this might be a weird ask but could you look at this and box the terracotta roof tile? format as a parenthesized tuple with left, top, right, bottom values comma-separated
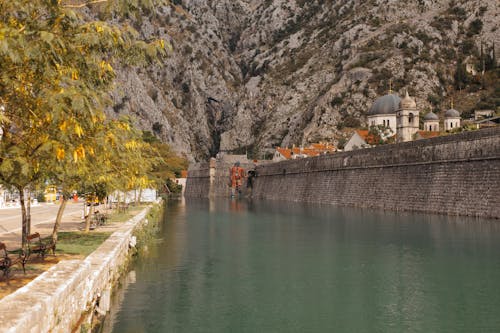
(417, 131, 440, 139)
(275, 143, 336, 160)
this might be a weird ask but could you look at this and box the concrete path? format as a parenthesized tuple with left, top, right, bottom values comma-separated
(0, 201, 88, 249)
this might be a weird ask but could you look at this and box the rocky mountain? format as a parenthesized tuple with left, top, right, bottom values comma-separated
(108, 0, 499, 161)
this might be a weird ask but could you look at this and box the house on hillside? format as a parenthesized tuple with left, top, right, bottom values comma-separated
(344, 130, 373, 151)
(474, 116, 500, 129)
(273, 143, 336, 161)
(474, 110, 495, 120)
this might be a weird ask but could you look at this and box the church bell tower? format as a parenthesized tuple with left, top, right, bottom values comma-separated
(396, 91, 419, 143)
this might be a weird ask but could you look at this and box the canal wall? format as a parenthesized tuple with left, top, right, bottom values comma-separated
(252, 127, 500, 218)
(185, 154, 258, 198)
(0, 204, 160, 333)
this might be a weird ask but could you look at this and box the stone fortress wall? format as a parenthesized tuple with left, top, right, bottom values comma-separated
(185, 154, 258, 198)
(186, 128, 500, 219)
(253, 127, 500, 218)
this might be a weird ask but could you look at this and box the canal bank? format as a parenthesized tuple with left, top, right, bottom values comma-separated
(0, 201, 163, 333)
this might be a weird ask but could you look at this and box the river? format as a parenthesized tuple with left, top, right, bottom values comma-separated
(105, 199, 500, 332)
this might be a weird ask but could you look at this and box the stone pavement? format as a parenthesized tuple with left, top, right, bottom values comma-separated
(0, 201, 100, 249)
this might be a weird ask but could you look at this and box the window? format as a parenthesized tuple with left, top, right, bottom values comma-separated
(450, 122, 453, 129)
(408, 113, 414, 124)
(387, 119, 390, 127)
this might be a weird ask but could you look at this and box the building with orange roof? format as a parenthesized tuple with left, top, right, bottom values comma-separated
(344, 128, 397, 151)
(273, 143, 336, 161)
(415, 131, 440, 140)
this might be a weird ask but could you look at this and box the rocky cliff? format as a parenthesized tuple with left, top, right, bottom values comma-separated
(109, 0, 499, 161)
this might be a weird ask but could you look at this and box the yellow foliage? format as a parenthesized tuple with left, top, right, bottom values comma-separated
(118, 122, 130, 131)
(139, 176, 149, 187)
(100, 60, 113, 73)
(74, 124, 84, 137)
(73, 145, 85, 162)
(106, 132, 116, 144)
(56, 148, 65, 160)
(125, 140, 138, 149)
(98, 175, 109, 182)
(59, 120, 67, 132)
(71, 70, 79, 80)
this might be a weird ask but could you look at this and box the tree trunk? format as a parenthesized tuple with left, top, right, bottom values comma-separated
(84, 202, 94, 233)
(18, 187, 28, 248)
(52, 196, 67, 244)
(26, 189, 31, 236)
(137, 188, 142, 206)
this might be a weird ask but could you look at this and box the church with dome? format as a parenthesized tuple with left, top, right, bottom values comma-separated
(344, 91, 462, 151)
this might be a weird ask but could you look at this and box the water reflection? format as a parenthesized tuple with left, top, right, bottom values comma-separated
(108, 198, 500, 333)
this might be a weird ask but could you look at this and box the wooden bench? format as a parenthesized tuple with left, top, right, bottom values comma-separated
(90, 211, 108, 230)
(26, 232, 56, 259)
(117, 203, 129, 213)
(0, 242, 26, 281)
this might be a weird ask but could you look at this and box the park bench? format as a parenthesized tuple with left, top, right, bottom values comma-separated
(0, 242, 26, 281)
(26, 232, 56, 259)
(90, 211, 108, 229)
(117, 203, 129, 213)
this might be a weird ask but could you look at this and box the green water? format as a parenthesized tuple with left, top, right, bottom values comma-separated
(107, 199, 500, 333)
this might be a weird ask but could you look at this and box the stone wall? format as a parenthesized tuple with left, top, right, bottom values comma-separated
(252, 128, 500, 218)
(185, 157, 257, 198)
(0, 206, 155, 333)
(185, 161, 211, 198)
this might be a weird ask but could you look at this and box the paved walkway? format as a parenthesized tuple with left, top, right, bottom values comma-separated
(0, 201, 93, 249)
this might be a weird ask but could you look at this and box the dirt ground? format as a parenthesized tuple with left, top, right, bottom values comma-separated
(0, 253, 82, 299)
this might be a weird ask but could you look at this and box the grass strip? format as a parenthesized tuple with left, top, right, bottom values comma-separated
(56, 231, 112, 256)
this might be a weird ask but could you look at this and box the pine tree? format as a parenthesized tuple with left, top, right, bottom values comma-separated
(454, 58, 468, 91)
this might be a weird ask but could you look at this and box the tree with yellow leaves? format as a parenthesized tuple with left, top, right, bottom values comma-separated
(0, 0, 168, 246)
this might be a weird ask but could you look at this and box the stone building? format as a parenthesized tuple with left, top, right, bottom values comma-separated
(343, 130, 377, 151)
(396, 91, 419, 143)
(273, 143, 336, 161)
(366, 94, 399, 134)
(444, 108, 461, 131)
(356, 91, 463, 149)
(423, 111, 439, 131)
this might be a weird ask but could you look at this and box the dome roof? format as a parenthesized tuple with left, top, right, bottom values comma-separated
(368, 94, 401, 116)
(399, 91, 416, 109)
(424, 111, 439, 121)
(445, 108, 460, 118)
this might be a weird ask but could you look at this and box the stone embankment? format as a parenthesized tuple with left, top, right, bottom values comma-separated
(0, 204, 158, 333)
(186, 128, 500, 218)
